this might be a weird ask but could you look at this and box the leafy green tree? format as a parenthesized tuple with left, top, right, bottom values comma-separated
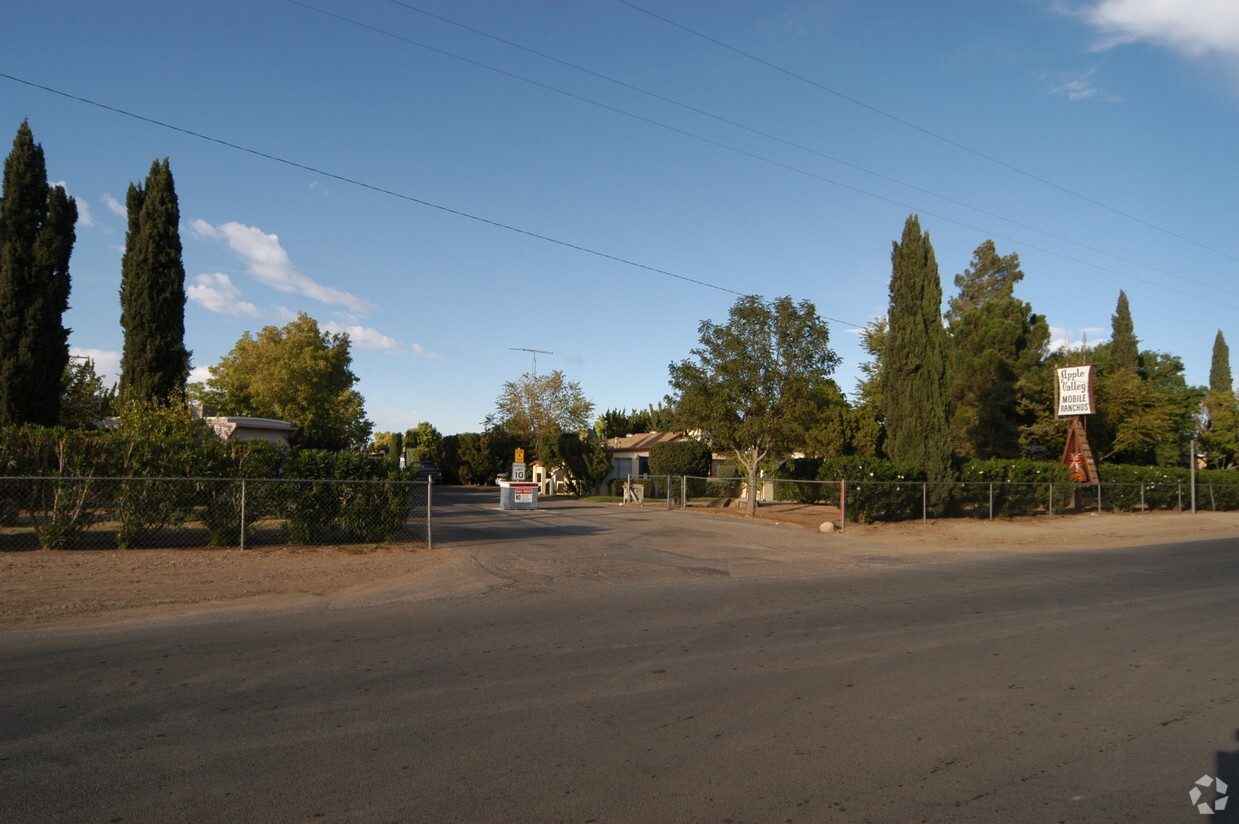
(119, 158, 189, 402)
(880, 215, 952, 493)
(543, 432, 612, 496)
(444, 429, 518, 485)
(595, 404, 675, 438)
(109, 398, 229, 548)
(667, 295, 840, 516)
(487, 369, 594, 457)
(0, 120, 76, 426)
(1086, 344, 1202, 465)
(595, 408, 649, 439)
(648, 438, 713, 477)
(199, 313, 372, 449)
(945, 241, 1049, 459)
(849, 317, 888, 457)
(405, 421, 443, 462)
(60, 356, 116, 428)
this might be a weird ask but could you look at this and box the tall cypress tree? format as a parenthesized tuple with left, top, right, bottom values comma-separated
(119, 158, 189, 402)
(1210, 330, 1232, 394)
(881, 215, 952, 489)
(1205, 330, 1239, 467)
(0, 120, 76, 426)
(1109, 290, 1139, 373)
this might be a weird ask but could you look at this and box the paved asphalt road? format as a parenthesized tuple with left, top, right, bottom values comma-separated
(3, 487, 1238, 823)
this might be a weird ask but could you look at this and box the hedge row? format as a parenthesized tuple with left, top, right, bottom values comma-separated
(0, 423, 424, 549)
(770, 457, 1239, 521)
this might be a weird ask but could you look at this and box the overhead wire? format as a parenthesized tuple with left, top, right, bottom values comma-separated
(0, 73, 805, 316)
(613, 0, 1239, 267)
(275, 0, 1239, 310)
(2, 68, 1233, 330)
(4, 6, 1237, 327)
(375, 0, 1239, 301)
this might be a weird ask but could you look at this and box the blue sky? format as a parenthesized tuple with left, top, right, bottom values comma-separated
(2, 0, 1238, 437)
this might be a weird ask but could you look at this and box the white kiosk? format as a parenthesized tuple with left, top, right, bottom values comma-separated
(499, 448, 538, 510)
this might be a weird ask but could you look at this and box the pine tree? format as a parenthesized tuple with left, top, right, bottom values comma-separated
(119, 158, 190, 402)
(0, 120, 77, 426)
(1109, 290, 1139, 373)
(944, 239, 1023, 326)
(880, 215, 952, 489)
(1210, 330, 1231, 394)
(946, 241, 1049, 459)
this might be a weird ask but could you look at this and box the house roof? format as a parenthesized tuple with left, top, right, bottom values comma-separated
(604, 432, 687, 453)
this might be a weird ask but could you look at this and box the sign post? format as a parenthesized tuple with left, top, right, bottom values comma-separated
(1056, 365, 1099, 500)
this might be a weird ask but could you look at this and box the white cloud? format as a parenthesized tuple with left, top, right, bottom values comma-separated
(1049, 67, 1123, 101)
(191, 219, 373, 313)
(49, 181, 95, 227)
(103, 193, 125, 217)
(408, 342, 439, 359)
(1081, 0, 1239, 58)
(321, 321, 409, 354)
(188, 272, 262, 318)
(187, 365, 214, 385)
(1049, 326, 1108, 352)
(69, 347, 121, 385)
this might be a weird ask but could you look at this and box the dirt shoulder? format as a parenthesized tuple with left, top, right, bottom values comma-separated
(4, 501, 1238, 631)
(0, 544, 444, 631)
(705, 501, 1239, 559)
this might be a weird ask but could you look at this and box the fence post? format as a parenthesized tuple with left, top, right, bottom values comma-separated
(1140, 484, 1145, 513)
(988, 482, 994, 521)
(427, 477, 433, 549)
(681, 475, 687, 510)
(1178, 483, 1183, 513)
(922, 483, 927, 523)
(240, 478, 246, 551)
(1097, 483, 1103, 515)
(839, 479, 846, 532)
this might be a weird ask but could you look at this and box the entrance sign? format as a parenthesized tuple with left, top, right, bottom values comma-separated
(1056, 365, 1096, 417)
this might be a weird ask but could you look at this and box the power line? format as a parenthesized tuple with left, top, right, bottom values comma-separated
(613, 0, 1239, 267)
(285, 0, 1239, 304)
(2, 71, 1233, 326)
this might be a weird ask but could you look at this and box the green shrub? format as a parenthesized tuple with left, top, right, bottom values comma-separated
(957, 459, 1073, 517)
(282, 450, 414, 543)
(772, 457, 827, 504)
(200, 442, 287, 546)
(1097, 464, 1198, 511)
(648, 440, 712, 478)
(818, 457, 923, 523)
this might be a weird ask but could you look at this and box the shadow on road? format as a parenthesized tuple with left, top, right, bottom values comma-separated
(433, 486, 613, 546)
(1214, 730, 1239, 822)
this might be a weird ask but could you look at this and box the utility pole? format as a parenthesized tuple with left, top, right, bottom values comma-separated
(1190, 437, 1197, 514)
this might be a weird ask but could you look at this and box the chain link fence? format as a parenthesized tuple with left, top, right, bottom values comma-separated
(0, 476, 432, 551)
(618, 474, 1239, 528)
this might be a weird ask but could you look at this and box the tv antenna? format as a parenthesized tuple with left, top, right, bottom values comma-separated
(510, 347, 554, 375)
